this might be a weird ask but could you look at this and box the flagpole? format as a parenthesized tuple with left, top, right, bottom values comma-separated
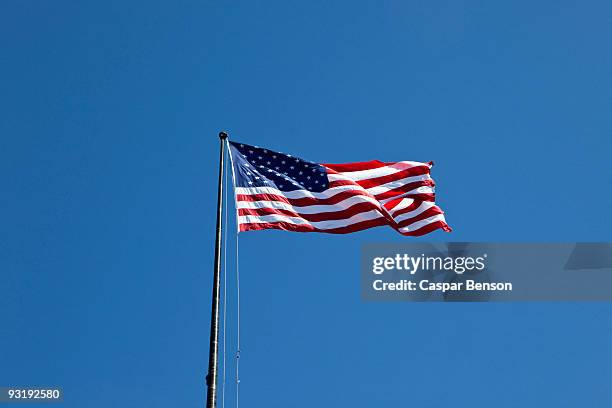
(206, 131, 227, 408)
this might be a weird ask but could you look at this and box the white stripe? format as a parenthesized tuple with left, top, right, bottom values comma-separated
(378, 186, 435, 203)
(398, 214, 446, 233)
(393, 201, 436, 224)
(235, 184, 361, 200)
(236, 174, 432, 202)
(327, 172, 431, 186)
(379, 186, 435, 203)
(363, 174, 432, 196)
(329, 161, 430, 181)
(239, 209, 384, 230)
(236, 194, 382, 214)
(386, 197, 415, 214)
(328, 172, 432, 196)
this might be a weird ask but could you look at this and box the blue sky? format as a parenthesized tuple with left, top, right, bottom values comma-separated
(2, 1, 612, 407)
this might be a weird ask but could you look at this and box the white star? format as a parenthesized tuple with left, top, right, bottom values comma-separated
(312, 168, 316, 172)
(275, 167, 279, 170)
(267, 169, 273, 172)
(320, 173, 325, 177)
(263, 149, 268, 153)
(305, 164, 309, 167)
(299, 171, 303, 175)
(258, 156, 262, 160)
(290, 166, 294, 170)
(248, 181, 253, 185)
(259, 165, 264, 168)
(272, 155, 276, 159)
(255, 176, 260, 179)
(240, 144, 244, 147)
(248, 150, 253, 154)
(307, 176, 310, 179)
(281, 160, 286, 164)
(314, 180, 318, 184)
(279, 185, 284, 188)
(266, 161, 271, 165)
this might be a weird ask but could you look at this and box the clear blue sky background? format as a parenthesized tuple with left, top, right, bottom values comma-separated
(2, 1, 612, 407)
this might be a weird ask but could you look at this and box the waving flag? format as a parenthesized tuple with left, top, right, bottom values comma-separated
(227, 141, 451, 236)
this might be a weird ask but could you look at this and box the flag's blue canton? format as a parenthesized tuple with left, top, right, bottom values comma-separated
(229, 141, 329, 192)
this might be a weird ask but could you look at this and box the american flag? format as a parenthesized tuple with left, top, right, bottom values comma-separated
(227, 141, 451, 236)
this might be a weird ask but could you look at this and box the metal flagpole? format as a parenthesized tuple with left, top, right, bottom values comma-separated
(206, 131, 228, 408)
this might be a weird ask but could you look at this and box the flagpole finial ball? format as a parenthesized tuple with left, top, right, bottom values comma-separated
(219, 131, 228, 140)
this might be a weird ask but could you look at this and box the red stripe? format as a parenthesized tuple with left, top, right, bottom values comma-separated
(240, 217, 389, 234)
(401, 193, 436, 202)
(239, 217, 451, 236)
(399, 220, 452, 236)
(382, 197, 404, 211)
(238, 201, 383, 222)
(241, 222, 315, 233)
(329, 172, 433, 197)
(328, 179, 360, 188)
(236, 188, 373, 207)
(353, 165, 430, 189)
(238, 205, 443, 231)
(324, 160, 432, 173)
(373, 180, 435, 200)
(323, 160, 392, 172)
(237, 178, 433, 207)
(396, 206, 443, 228)
(329, 176, 435, 201)
(390, 200, 421, 217)
(236, 190, 437, 209)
